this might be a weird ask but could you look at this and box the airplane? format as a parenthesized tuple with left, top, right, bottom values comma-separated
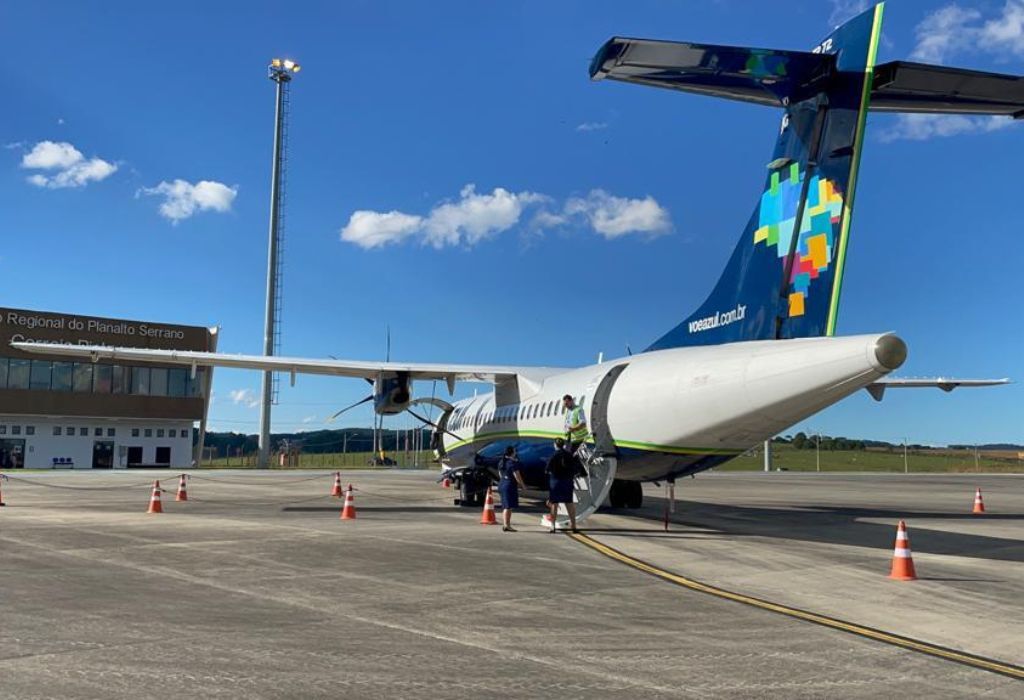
(14, 3, 1016, 525)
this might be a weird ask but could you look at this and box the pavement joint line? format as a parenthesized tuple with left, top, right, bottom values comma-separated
(0, 532, 708, 698)
(571, 532, 1024, 682)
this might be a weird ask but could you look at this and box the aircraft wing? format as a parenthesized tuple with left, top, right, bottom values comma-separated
(9, 342, 568, 389)
(865, 377, 1011, 401)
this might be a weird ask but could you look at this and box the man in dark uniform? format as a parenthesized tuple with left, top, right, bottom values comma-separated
(545, 438, 578, 533)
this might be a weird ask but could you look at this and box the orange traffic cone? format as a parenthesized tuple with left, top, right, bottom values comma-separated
(147, 481, 163, 514)
(888, 520, 917, 581)
(175, 474, 189, 502)
(480, 487, 497, 525)
(972, 487, 986, 514)
(340, 484, 357, 520)
(331, 472, 343, 498)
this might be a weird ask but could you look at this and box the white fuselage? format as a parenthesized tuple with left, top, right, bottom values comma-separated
(440, 333, 904, 480)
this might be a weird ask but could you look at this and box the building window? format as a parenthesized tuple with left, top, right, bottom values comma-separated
(107, 428, 115, 437)
(52, 362, 73, 392)
(112, 365, 129, 394)
(157, 428, 165, 438)
(94, 427, 102, 437)
(167, 429, 176, 438)
(66, 426, 74, 436)
(0, 425, 6, 435)
(144, 428, 152, 437)
(53, 426, 62, 436)
(150, 368, 168, 397)
(26, 426, 34, 436)
(79, 427, 88, 436)
(167, 368, 187, 398)
(8, 359, 30, 390)
(0, 357, 7, 388)
(30, 360, 52, 390)
(94, 364, 113, 393)
(72, 363, 93, 392)
(12, 425, 21, 436)
(132, 366, 150, 395)
(131, 428, 140, 437)
(155, 446, 171, 464)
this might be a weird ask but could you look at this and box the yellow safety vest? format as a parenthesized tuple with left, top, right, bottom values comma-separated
(565, 406, 587, 442)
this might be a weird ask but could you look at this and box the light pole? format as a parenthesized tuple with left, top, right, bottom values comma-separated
(815, 431, 821, 472)
(258, 57, 301, 468)
(903, 437, 908, 474)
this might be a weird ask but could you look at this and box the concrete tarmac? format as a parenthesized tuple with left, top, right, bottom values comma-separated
(0, 469, 1020, 699)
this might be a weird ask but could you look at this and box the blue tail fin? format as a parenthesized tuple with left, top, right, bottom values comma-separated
(592, 4, 885, 349)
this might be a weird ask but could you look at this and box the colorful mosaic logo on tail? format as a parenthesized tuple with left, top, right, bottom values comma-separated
(753, 163, 844, 317)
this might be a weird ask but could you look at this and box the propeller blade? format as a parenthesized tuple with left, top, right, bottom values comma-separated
(406, 408, 463, 443)
(326, 394, 373, 422)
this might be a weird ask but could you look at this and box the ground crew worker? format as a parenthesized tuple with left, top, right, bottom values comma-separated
(545, 438, 578, 533)
(563, 394, 587, 454)
(497, 446, 527, 532)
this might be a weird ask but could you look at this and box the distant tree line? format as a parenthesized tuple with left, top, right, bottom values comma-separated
(198, 427, 431, 457)
(776, 432, 867, 451)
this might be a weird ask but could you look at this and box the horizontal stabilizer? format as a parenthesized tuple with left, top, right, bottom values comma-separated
(589, 37, 832, 107)
(871, 61, 1024, 116)
(865, 377, 1010, 401)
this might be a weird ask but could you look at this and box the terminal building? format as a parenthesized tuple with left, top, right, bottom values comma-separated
(0, 307, 216, 469)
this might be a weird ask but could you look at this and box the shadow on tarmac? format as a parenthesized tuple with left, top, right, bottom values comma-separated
(612, 498, 1024, 563)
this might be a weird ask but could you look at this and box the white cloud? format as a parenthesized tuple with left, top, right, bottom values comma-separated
(339, 184, 545, 249)
(879, 113, 1016, 142)
(423, 185, 546, 248)
(576, 121, 609, 132)
(20, 140, 117, 189)
(229, 389, 260, 408)
(828, 0, 871, 27)
(339, 184, 672, 248)
(139, 179, 238, 223)
(563, 190, 672, 239)
(911, 4, 982, 62)
(880, 2, 1024, 142)
(302, 415, 317, 424)
(341, 210, 423, 248)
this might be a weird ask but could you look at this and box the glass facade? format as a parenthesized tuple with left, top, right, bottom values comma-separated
(0, 357, 206, 398)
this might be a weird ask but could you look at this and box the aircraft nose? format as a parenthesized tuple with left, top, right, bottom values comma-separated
(874, 334, 908, 371)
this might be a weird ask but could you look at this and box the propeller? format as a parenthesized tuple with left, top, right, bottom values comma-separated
(326, 393, 374, 422)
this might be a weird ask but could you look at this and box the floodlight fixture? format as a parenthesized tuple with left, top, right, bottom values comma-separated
(268, 57, 301, 81)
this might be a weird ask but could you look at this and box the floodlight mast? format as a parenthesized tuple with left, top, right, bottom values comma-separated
(258, 57, 300, 469)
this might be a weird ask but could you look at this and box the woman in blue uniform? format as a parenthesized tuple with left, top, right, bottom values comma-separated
(545, 438, 578, 533)
(497, 446, 527, 532)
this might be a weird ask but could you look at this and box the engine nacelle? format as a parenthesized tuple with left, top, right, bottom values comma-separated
(373, 372, 411, 415)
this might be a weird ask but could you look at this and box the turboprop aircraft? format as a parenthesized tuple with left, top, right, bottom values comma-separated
(14, 4, 1015, 525)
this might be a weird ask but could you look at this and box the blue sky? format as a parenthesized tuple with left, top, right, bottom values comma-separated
(2, 1, 1021, 446)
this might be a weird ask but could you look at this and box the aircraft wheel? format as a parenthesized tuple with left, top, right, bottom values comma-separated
(625, 481, 643, 509)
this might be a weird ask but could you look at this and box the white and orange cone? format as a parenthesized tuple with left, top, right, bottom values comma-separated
(888, 520, 917, 581)
(147, 481, 163, 514)
(331, 472, 343, 498)
(441, 476, 451, 489)
(175, 474, 189, 502)
(340, 484, 357, 520)
(972, 487, 986, 514)
(480, 487, 497, 525)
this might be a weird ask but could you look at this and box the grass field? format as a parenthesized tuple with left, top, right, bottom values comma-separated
(720, 444, 1024, 473)
(201, 450, 436, 469)
(197, 445, 1024, 474)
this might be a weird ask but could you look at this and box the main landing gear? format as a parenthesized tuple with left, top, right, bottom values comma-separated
(608, 478, 643, 509)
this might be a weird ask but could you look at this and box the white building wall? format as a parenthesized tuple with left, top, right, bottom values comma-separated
(0, 416, 194, 469)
